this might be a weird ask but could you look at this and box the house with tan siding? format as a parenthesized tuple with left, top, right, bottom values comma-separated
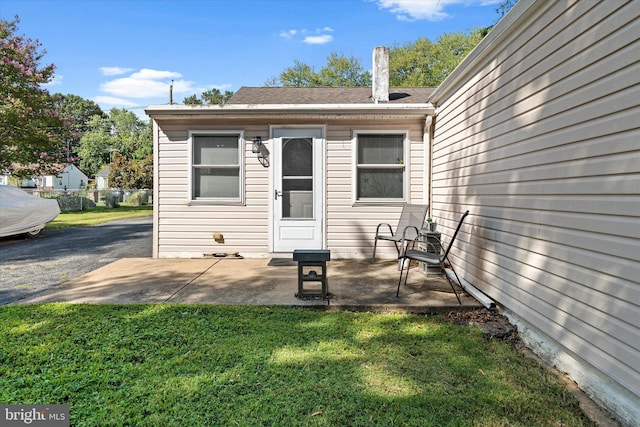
(427, 0, 640, 424)
(146, 48, 435, 259)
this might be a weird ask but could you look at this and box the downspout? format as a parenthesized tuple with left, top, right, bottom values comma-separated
(152, 119, 160, 259)
(445, 268, 496, 310)
(423, 115, 433, 210)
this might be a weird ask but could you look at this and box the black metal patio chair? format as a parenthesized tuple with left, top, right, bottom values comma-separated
(371, 203, 428, 263)
(396, 210, 470, 304)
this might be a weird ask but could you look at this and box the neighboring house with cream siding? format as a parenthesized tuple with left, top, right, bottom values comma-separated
(428, 0, 639, 424)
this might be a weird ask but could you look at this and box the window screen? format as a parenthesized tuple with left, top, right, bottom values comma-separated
(356, 134, 405, 200)
(192, 134, 241, 201)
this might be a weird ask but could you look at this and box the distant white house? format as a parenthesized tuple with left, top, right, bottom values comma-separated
(96, 165, 110, 189)
(28, 164, 90, 190)
(96, 165, 109, 190)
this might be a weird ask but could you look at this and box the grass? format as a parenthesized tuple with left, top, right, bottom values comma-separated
(0, 304, 594, 426)
(46, 204, 153, 230)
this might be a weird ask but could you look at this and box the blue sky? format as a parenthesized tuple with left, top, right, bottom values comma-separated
(2, 0, 503, 117)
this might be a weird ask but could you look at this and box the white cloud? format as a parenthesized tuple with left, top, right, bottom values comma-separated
(303, 34, 333, 45)
(93, 96, 138, 107)
(279, 29, 298, 38)
(282, 27, 334, 44)
(374, 0, 500, 21)
(100, 76, 172, 98)
(130, 69, 182, 80)
(99, 68, 193, 99)
(97, 68, 226, 112)
(100, 67, 134, 76)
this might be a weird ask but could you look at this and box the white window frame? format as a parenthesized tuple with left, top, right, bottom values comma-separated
(352, 130, 408, 204)
(188, 130, 244, 204)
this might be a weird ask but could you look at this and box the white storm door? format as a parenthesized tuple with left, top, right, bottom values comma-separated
(272, 128, 324, 252)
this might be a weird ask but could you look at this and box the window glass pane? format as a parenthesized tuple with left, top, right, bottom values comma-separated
(282, 178, 313, 218)
(282, 190, 313, 218)
(283, 138, 312, 176)
(282, 180, 313, 219)
(194, 168, 239, 198)
(194, 135, 238, 165)
(357, 168, 403, 199)
(358, 134, 403, 165)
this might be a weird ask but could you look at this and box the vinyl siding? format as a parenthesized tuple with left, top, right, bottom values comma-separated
(429, 0, 640, 424)
(152, 117, 427, 259)
(154, 121, 270, 257)
(326, 121, 426, 257)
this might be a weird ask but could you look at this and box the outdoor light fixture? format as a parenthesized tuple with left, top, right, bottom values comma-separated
(251, 136, 270, 167)
(251, 136, 262, 153)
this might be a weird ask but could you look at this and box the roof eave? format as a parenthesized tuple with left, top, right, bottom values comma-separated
(145, 103, 435, 119)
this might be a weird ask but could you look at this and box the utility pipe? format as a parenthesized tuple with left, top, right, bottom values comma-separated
(444, 268, 496, 310)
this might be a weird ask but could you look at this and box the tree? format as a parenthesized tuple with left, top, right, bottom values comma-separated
(266, 53, 371, 87)
(108, 152, 152, 190)
(107, 108, 150, 160)
(183, 88, 234, 105)
(78, 115, 112, 177)
(0, 17, 73, 178)
(495, 0, 518, 22)
(389, 29, 487, 87)
(78, 108, 152, 177)
(51, 93, 105, 164)
(131, 119, 152, 160)
(267, 33, 487, 89)
(182, 94, 202, 105)
(317, 53, 372, 87)
(267, 60, 318, 87)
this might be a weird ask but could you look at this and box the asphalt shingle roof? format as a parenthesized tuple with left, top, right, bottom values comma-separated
(226, 87, 435, 105)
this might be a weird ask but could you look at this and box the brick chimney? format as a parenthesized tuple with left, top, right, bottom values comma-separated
(372, 46, 389, 103)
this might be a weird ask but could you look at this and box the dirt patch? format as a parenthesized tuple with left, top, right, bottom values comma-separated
(444, 308, 519, 342)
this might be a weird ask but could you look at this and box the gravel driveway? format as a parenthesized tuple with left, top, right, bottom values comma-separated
(0, 216, 152, 305)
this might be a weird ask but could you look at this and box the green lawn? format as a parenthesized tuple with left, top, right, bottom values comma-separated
(46, 204, 153, 230)
(0, 304, 594, 426)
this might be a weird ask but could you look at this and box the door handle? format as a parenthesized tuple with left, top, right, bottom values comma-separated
(275, 189, 283, 200)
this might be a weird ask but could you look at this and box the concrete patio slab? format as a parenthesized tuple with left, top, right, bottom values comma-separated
(14, 257, 481, 312)
(16, 258, 217, 305)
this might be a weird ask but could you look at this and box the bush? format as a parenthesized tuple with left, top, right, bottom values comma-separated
(128, 191, 150, 206)
(100, 191, 119, 208)
(48, 194, 95, 212)
(82, 197, 97, 210)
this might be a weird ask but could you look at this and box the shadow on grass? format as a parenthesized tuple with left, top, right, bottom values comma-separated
(0, 304, 593, 426)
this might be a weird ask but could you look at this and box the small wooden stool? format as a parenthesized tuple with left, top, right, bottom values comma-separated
(293, 249, 331, 304)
